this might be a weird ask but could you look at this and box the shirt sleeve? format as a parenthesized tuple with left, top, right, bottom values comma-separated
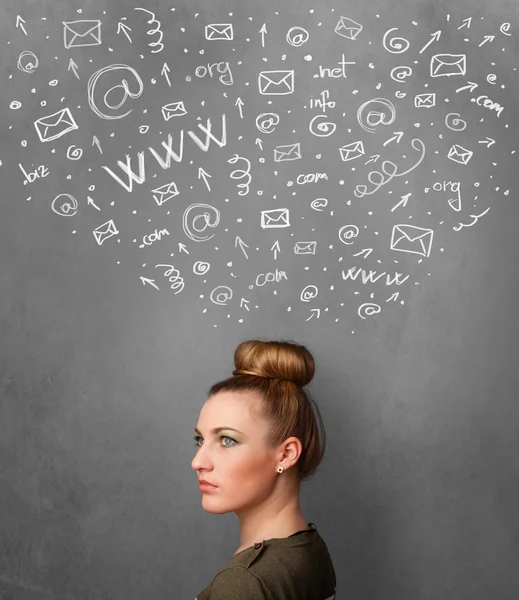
(209, 567, 269, 600)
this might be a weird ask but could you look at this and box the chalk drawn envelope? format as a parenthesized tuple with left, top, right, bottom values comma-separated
(258, 70, 294, 95)
(93, 220, 119, 245)
(63, 20, 102, 49)
(339, 140, 365, 162)
(414, 93, 436, 108)
(448, 144, 473, 165)
(261, 208, 290, 229)
(273, 143, 302, 162)
(34, 107, 78, 143)
(390, 224, 434, 258)
(152, 181, 179, 205)
(430, 54, 466, 77)
(205, 24, 234, 41)
(294, 241, 317, 255)
(334, 16, 363, 40)
(161, 101, 187, 121)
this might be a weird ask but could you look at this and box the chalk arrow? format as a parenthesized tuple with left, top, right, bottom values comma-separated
(259, 23, 267, 47)
(271, 240, 280, 260)
(352, 248, 373, 259)
(456, 81, 478, 94)
(306, 309, 320, 321)
(235, 236, 250, 260)
(458, 17, 472, 30)
(479, 35, 495, 47)
(383, 131, 404, 147)
(178, 242, 189, 254)
(240, 298, 250, 311)
(419, 30, 441, 54)
(255, 137, 263, 151)
(386, 292, 400, 302)
(392, 192, 412, 212)
(198, 167, 212, 191)
(365, 154, 380, 165)
(161, 62, 172, 87)
(117, 22, 132, 43)
(92, 135, 103, 154)
(140, 277, 160, 290)
(87, 196, 101, 211)
(235, 97, 244, 119)
(68, 58, 80, 80)
(478, 137, 495, 148)
(16, 16, 27, 36)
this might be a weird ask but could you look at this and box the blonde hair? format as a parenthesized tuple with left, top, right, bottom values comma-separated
(207, 339, 327, 483)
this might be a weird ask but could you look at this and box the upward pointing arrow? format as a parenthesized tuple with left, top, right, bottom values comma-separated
(259, 24, 267, 47)
(235, 97, 244, 119)
(68, 58, 80, 79)
(117, 22, 132, 43)
(161, 62, 172, 87)
(16, 15, 27, 36)
(383, 131, 404, 147)
(198, 167, 212, 191)
(419, 30, 441, 54)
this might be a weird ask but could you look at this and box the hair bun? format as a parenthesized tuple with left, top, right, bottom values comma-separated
(232, 340, 315, 387)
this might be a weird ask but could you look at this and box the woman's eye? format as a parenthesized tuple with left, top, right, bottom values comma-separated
(193, 435, 236, 447)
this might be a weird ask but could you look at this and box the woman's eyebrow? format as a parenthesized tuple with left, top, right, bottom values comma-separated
(194, 426, 243, 435)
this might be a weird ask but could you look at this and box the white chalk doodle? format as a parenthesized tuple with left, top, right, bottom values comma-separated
(338, 225, 360, 245)
(10, 101, 22, 110)
(294, 242, 317, 255)
(296, 173, 328, 184)
(358, 303, 381, 319)
(471, 94, 504, 117)
(161, 101, 187, 120)
(140, 228, 169, 248)
(34, 107, 78, 142)
(198, 167, 212, 191)
(445, 112, 467, 131)
(63, 20, 102, 49)
(193, 261, 210, 275)
(500, 22, 511, 36)
(52, 193, 78, 217)
(210, 286, 233, 305)
(301, 285, 319, 302)
(87, 64, 144, 120)
(19, 163, 49, 184)
(255, 112, 280, 134)
(93, 220, 119, 245)
(258, 70, 294, 95)
(414, 93, 436, 108)
(447, 144, 473, 165)
(390, 66, 413, 82)
(390, 224, 434, 258)
(228, 154, 251, 196)
(155, 264, 185, 293)
(205, 23, 233, 41)
(342, 267, 410, 286)
(317, 54, 355, 79)
(151, 181, 179, 205)
(286, 27, 310, 47)
(309, 90, 335, 111)
(17, 50, 38, 74)
(430, 54, 466, 77)
(487, 73, 497, 85)
(334, 17, 363, 40)
(309, 115, 337, 137)
(273, 143, 302, 162)
(357, 98, 396, 134)
(453, 207, 491, 231)
(261, 208, 290, 229)
(419, 31, 441, 54)
(339, 141, 365, 162)
(134, 8, 164, 53)
(195, 61, 234, 85)
(255, 269, 287, 287)
(382, 28, 410, 53)
(310, 198, 328, 211)
(66, 146, 83, 160)
(182, 203, 221, 242)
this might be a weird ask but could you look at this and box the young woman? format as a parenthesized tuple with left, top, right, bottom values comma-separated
(192, 339, 337, 599)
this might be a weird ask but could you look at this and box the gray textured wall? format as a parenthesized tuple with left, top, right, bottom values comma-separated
(1, 0, 518, 598)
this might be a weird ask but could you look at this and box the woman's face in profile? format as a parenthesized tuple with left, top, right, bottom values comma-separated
(192, 391, 279, 514)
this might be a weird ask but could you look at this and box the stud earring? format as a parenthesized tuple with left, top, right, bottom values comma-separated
(277, 466, 284, 474)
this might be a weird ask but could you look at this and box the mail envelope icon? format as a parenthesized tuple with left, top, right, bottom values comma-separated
(448, 144, 473, 165)
(339, 141, 365, 162)
(258, 70, 294, 95)
(34, 107, 78, 143)
(294, 241, 317, 255)
(161, 101, 187, 121)
(334, 16, 363, 40)
(205, 23, 234, 41)
(274, 143, 302, 162)
(414, 93, 436, 108)
(430, 54, 466, 77)
(390, 224, 434, 258)
(261, 208, 290, 229)
(63, 20, 102, 49)
(93, 220, 119, 246)
(152, 181, 179, 206)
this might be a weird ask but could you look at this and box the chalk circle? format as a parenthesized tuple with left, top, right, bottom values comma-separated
(486, 73, 497, 84)
(40, 101, 47, 107)
(66, 145, 83, 160)
(390, 66, 412, 82)
(301, 285, 318, 303)
(89, 185, 96, 191)
(445, 112, 467, 131)
(311, 197, 328, 211)
(21, 140, 27, 147)
(139, 125, 150, 133)
(17, 51, 39, 74)
(52, 193, 78, 217)
(193, 261, 210, 275)
(286, 26, 310, 47)
(210, 285, 233, 305)
(338, 224, 359, 244)
(358, 303, 381, 319)
(10, 101, 22, 110)
(382, 28, 410, 54)
(49, 80, 59, 86)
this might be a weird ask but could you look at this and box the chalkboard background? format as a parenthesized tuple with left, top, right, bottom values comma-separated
(1, 0, 518, 598)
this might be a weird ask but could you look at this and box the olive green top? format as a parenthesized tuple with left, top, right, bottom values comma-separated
(194, 522, 336, 599)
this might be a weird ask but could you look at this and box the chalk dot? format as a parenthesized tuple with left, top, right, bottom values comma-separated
(304, 55, 312, 61)
(339, 180, 345, 185)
